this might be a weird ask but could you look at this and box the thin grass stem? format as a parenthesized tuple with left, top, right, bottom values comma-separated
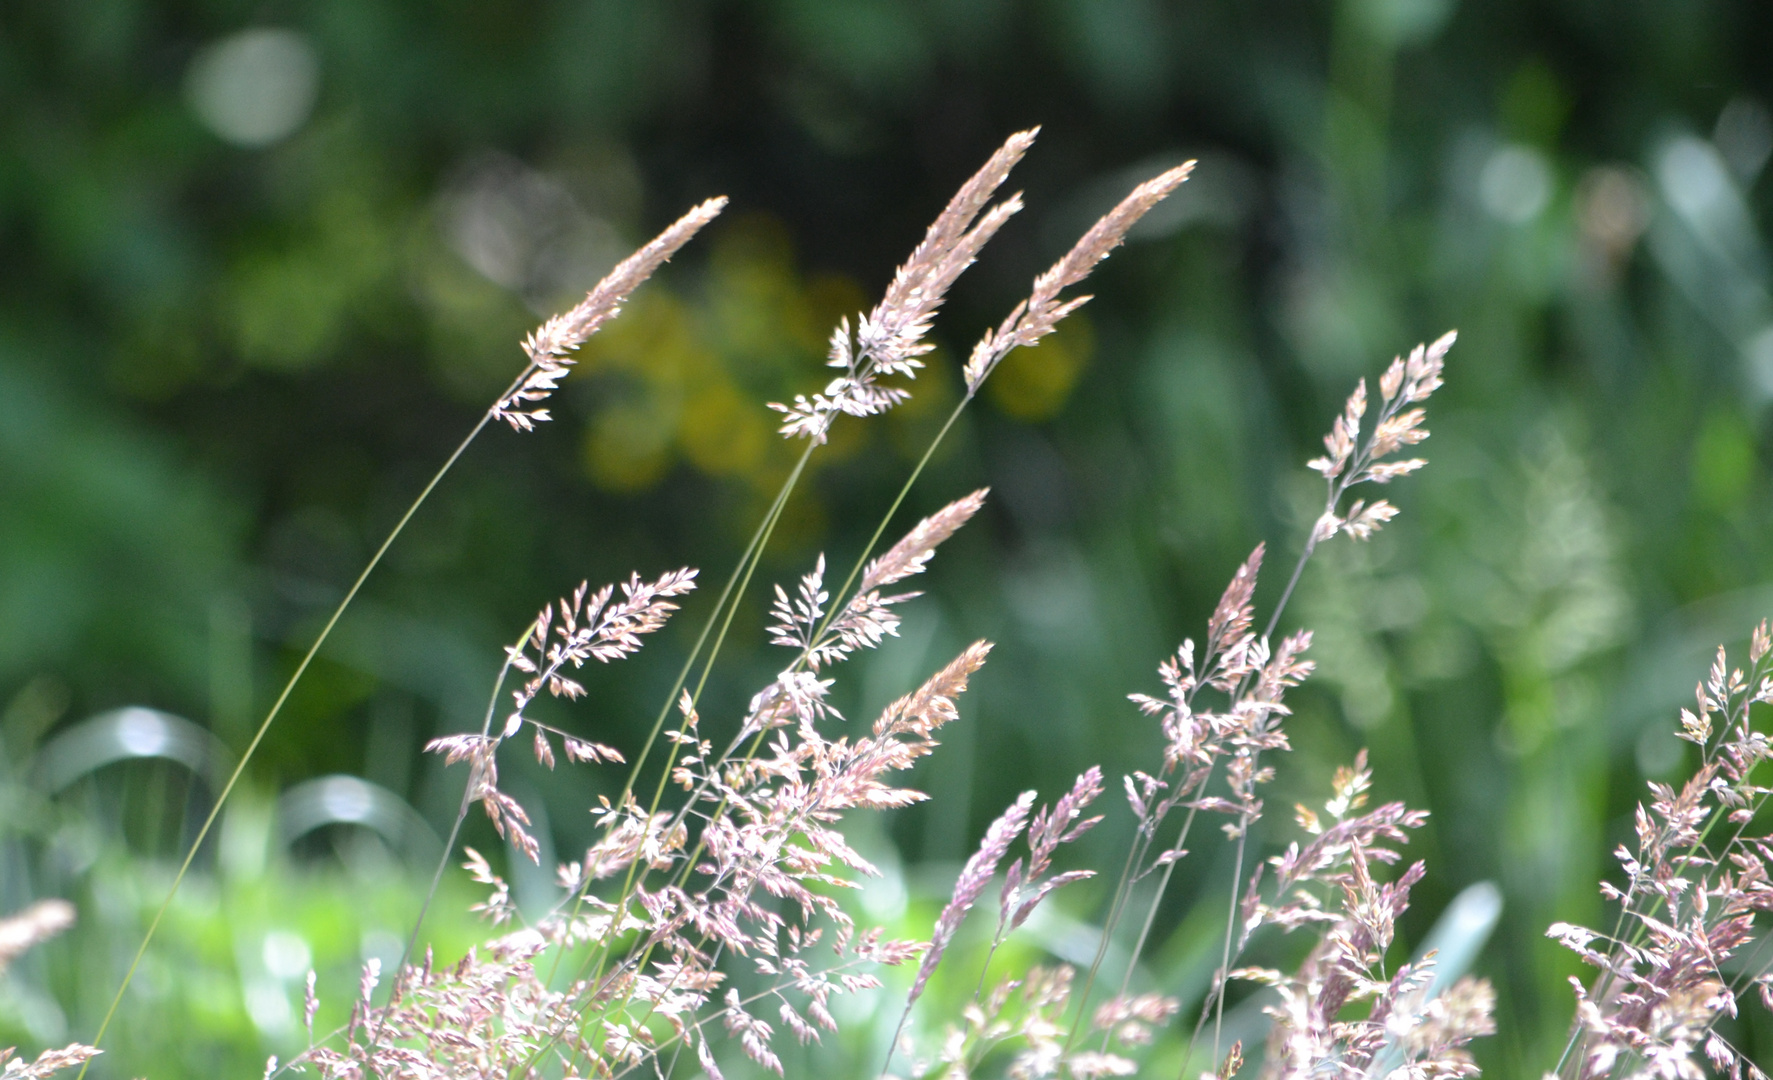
(75, 407, 498, 1078)
(364, 619, 536, 1050)
(1212, 826, 1247, 1061)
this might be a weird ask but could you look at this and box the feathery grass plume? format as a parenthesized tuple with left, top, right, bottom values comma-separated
(502, 568, 699, 733)
(769, 158, 1193, 750)
(1083, 550, 1314, 1022)
(0, 1045, 101, 1080)
(0, 898, 74, 976)
(1001, 767, 1107, 935)
(0, 901, 96, 1078)
(770, 490, 988, 671)
(911, 791, 1036, 1008)
(424, 567, 696, 862)
(498, 197, 727, 431)
(883, 769, 1111, 1077)
(1550, 621, 1773, 1080)
(882, 791, 1036, 1076)
(1303, 331, 1452, 544)
(847, 640, 995, 788)
(758, 492, 991, 724)
(962, 162, 1195, 395)
(860, 488, 988, 593)
(1230, 754, 1492, 1080)
(771, 132, 1035, 442)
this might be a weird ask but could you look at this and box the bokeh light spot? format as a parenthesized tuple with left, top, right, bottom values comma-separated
(184, 28, 320, 148)
(1478, 144, 1552, 224)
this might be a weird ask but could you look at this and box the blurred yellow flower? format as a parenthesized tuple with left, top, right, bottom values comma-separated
(986, 312, 1093, 421)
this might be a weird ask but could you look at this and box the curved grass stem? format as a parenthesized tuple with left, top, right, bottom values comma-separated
(77, 409, 496, 1078)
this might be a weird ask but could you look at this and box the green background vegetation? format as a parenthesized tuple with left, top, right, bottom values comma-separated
(3, 0, 1773, 1074)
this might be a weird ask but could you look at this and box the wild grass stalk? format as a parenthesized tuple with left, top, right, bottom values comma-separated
(1052, 333, 1454, 1071)
(1549, 626, 1773, 1080)
(76, 195, 727, 1079)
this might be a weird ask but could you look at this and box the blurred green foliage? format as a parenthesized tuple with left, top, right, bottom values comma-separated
(5, 0, 1773, 1075)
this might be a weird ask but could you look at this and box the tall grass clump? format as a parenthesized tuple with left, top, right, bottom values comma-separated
(43, 130, 1773, 1080)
